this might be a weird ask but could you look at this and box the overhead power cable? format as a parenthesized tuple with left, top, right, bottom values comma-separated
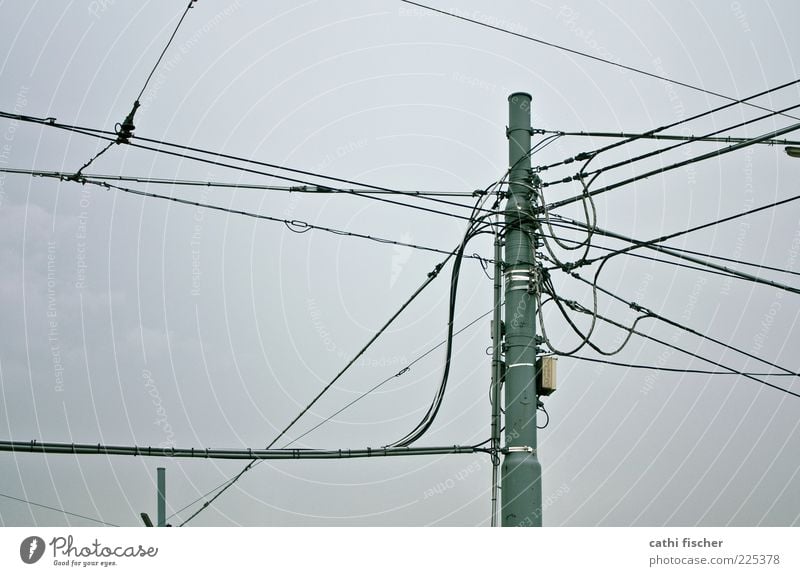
(67, 178, 491, 261)
(539, 228, 784, 283)
(174, 187, 495, 525)
(561, 268, 799, 379)
(558, 296, 800, 400)
(545, 120, 800, 210)
(385, 197, 496, 447)
(550, 210, 800, 296)
(0, 490, 119, 527)
(0, 440, 484, 460)
(535, 79, 800, 172)
(178, 236, 471, 526)
(135, 1, 197, 102)
(285, 307, 495, 449)
(560, 354, 798, 376)
(0, 111, 493, 222)
(0, 167, 477, 197)
(71, 0, 196, 177)
(554, 189, 800, 264)
(398, 1, 800, 122)
(168, 307, 497, 524)
(562, 102, 800, 185)
(545, 129, 800, 147)
(545, 201, 800, 281)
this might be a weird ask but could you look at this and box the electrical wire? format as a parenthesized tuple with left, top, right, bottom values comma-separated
(557, 295, 800, 399)
(72, 142, 115, 176)
(561, 268, 800, 378)
(546, 129, 800, 147)
(0, 167, 477, 197)
(177, 214, 488, 525)
(398, 1, 800, 122)
(0, 111, 494, 222)
(0, 490, 119, 527)
(284, 307, 495, 448)
(69, 178, 491, 262)
(560, 354, 798, 376)
(538, 228, 756, 283)
(536, 401, 549, 429)
(544, 119, 800, 210)
(548, 216, 800, 296)
(70, 1, 196, 177)
(551, 188, 800, 270)
(167, 306, 497, 524)
(555, 101, 800, 187)
(135, 1, 196, 102)
(539, 261, 646, 357)
(386, 198, 496, 447)
(543, 220, 800, 281)
(534, 79, 800, 173)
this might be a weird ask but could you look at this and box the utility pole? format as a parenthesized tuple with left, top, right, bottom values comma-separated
(501, 92, 542, 527)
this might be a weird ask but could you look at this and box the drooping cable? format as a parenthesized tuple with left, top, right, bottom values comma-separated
(178, 239, 472, 526)
(385, 197, 495, 447)
(284, 308, 495, 448)
(167, 306, 497, 524)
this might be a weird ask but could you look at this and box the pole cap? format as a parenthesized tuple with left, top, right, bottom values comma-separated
(508, 92, 532, 102)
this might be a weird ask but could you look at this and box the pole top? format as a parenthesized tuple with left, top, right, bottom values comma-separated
(508, 92, 532, 102)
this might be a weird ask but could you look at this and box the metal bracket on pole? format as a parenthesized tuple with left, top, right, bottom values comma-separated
(504, 446, 536, 454)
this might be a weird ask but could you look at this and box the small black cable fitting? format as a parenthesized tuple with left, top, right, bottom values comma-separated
(428, 263, 444, 278)
(629, 301, 654, 316)
(115, 100, 141, 143)
(537, 400, 550, 429)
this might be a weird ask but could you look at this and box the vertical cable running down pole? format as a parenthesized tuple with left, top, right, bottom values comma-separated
(501, 92, 542, 527)
(490, 221, 504, 527)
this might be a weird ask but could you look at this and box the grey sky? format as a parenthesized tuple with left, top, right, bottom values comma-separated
(0, 0, 798, 526)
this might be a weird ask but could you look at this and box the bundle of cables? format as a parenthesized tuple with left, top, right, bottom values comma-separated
(385, 197, 496, 447)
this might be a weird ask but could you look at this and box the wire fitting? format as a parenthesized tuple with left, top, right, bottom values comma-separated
(629, 301, 654, 316)
(428, 263, 444, 278)
(115, 100, 141, 143)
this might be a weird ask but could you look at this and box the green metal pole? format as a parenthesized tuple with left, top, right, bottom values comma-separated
(501, 92, 542, 527)
(157, 467, 166, 527)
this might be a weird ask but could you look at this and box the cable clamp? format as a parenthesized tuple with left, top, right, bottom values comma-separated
(504, 446, 535, 454)
(428, 263, 443, 278)
(629, 301, 653, 315)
